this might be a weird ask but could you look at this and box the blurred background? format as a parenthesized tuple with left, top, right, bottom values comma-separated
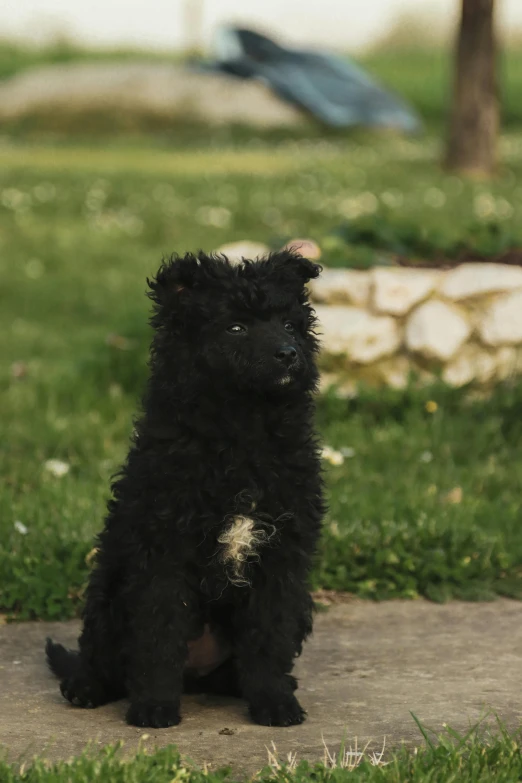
(2, 1, 522, 619)
(3, 0, 522, 53)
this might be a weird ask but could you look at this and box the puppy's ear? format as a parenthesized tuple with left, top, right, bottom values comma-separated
(147, 252, 208, 305)
(265, 250, 322, 285)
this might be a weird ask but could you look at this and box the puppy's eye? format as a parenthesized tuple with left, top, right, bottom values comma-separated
(227, 324, 247, 334)
(284, 321, 295, 332)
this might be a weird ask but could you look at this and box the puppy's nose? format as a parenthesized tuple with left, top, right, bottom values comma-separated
(275, 345, 298, 366)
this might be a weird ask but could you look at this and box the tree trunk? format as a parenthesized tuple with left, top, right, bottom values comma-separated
(445, 0, 498, 176)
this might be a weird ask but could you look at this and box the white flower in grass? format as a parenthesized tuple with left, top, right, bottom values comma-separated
(14, 520, 28, 535)
(44, 459, 70, 478)
(322, 446, 344, 466)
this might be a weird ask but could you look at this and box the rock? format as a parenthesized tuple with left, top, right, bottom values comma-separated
(440, 263, 522, 301)
(281, 238, 322, 260)
(495, 346, 519, 380)
(372, 268, 439, 316)
(317, 373, 338, 394)
(308, 268, 371, 307)
(377, 356, 411, 389)
(214, 241, 270, 264)
(405, 300, 471, 361)
(479, 290, 522, 346)
(315, 305, 401, 364)
(0, 63, 305, 129)
(442, 344, 499, 387)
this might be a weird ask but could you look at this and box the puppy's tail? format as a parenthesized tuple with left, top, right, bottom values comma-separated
(45, 637, 82, 679)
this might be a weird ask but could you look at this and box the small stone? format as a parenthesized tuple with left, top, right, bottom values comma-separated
(406, 300, 471, 361)
(315, 305, 401, 365)
(309, 268, 370, 307)
(442, 344, 498, 387)
(318, 372, 338, 393)
(214, 241, 270, 265)
(219, 727, 235, 735)
(495, 346, 519, 380)
(280, 238, 322, 260)
(372, 268, 439, 316)
(377, 356, 411, 389)
(334, 379, 359, 399)
(440, 263, 522, 300)
(479, 290, 522, 346)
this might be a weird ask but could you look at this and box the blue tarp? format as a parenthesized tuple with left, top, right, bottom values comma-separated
(191, 27, 421, 134)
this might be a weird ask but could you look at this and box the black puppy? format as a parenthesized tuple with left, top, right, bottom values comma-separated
(46, 251, 325, 729)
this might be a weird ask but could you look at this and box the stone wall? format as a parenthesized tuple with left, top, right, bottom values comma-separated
(309, 263, 522, 392)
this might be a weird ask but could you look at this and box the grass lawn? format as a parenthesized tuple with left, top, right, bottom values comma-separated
(1, 132, 522, 620)
(2, 722, 522, 782)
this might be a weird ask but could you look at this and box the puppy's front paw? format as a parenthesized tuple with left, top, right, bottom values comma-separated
(126, 701, 181, 728)
(249, 692, 306, 727)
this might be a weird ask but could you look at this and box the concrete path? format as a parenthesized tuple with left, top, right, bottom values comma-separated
(1, 600, 521, 773)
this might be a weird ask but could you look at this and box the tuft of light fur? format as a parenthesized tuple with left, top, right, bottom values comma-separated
(218, 515, 274, 586)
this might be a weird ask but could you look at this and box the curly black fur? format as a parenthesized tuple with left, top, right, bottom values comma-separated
(46, 250, 326, 728)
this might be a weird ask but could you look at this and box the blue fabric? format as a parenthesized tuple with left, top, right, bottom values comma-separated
(190, 27, 421, 134)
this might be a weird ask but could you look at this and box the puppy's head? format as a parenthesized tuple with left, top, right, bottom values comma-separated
(148, 251, 321, 395)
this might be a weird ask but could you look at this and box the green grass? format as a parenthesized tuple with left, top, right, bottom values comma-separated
(2, 721, 522, 782)
(0, 38, 180, 82)
(360, 48, 522, 129)
(1, 133, 522, 620)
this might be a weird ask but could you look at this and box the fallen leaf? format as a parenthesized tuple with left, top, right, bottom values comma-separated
(442, 486, 463, 505)
(85, 547, 99, 566)
(11, 361, 27, 379)
(106, 333, 132, 351)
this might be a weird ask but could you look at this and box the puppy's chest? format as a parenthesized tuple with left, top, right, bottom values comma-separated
(224, 433, 311, 492)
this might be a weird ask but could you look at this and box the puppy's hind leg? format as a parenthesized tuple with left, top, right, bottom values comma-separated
(46, 638, 111, 708)
(47, 570, 126, 709)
